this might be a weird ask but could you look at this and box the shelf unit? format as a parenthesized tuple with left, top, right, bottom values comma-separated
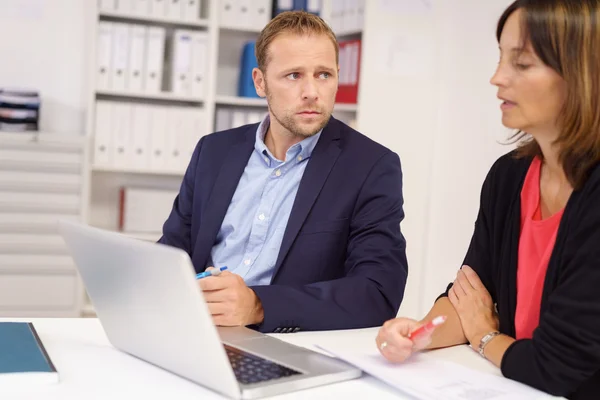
(82, 0, 363, 316)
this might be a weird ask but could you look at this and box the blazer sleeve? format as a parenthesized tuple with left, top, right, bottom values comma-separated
(157, 138, 203, 255)
(250, 151, 408, 333)
(501, 184, 600, 397)
(437, 159, 498, 303)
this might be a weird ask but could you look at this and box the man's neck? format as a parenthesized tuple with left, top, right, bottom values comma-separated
(264, 120, 304, 161)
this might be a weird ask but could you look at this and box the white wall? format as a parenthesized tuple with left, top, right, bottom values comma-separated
(0, 0, 88, 135)
(358, 0, 514, 318)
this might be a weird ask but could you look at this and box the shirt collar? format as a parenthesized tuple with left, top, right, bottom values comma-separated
(255, 114, 322, 165)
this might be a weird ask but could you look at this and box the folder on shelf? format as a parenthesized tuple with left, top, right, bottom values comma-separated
(306, 0, 322, 15)
(130, 104, 151, 170)
(238, 41, 259, 98)
(231, 110, 246, 128)
(131, 0, 151, 16)
(274, 0, 294, 15)
(237, 0, 252, 30)
(246, 111, 264, 124)
(252, 0, 271, 29)
(215, 108, 232, 132)
(190, 31, 208, 98)
(93, 101, 113, 167)
(183, 0, 201, 21)
(329, 0, 344, 34)
(127, 25, 147, 92)
(164, 106, 187, 172)
(96, 22, 113, 91)
(115, 0, 132, 13)
(98, 0, 117, 12)
(169, 30, 193, 96)
(149, 105, 168, 170)
(145, 26, 166, 93)
(166, 0, 183, 19)
(150, 0, 167, 18)
(182, 108, 206, 170)
(110, 102, 132, 169)
(219, 0, 236, 27)
(343, 0, 358, 33)
(336, 40, 361, 104)
(110, 23, 130, 92)
(0, 322, 58, 386)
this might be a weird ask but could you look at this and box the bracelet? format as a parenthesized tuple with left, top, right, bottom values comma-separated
(478, 331, 501, 358)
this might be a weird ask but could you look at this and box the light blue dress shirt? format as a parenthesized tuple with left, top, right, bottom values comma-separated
(209, 115, 322, 286)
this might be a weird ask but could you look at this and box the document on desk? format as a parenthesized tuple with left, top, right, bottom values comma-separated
(316, 344, 554, 400)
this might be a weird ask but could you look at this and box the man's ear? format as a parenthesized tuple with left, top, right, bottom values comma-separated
(252, 68, 266, 98)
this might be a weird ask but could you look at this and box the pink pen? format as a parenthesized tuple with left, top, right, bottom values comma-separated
(408, 316, 447, 340)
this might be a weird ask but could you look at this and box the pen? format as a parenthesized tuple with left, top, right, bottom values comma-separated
(408, 315, 447, 340)
(196, 266, 228, 280)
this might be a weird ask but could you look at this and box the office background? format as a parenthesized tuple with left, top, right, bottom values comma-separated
(0, 0, 514, 321)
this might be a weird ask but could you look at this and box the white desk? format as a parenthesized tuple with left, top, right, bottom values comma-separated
(0, 318, 526, 399)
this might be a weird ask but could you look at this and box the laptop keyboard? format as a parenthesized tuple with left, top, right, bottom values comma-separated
(225, 345, 302, 385)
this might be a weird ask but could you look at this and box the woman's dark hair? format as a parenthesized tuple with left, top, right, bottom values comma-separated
(498, 0, 600, 189)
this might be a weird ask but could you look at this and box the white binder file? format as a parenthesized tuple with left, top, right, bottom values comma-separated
(246, 111, 263, 125)
(183, 108, 206, 170)
(219, 0, 236, 27)
(215, 108, 232, 132)
(237, 0, 252, 30)
(307, 0, 322, 15)
(127, 25, 147, 92)
(150, 0, 167, 18)
(166, 0, 183, 19)
(130, 105, 151, 170)
(93, 101, 113, 167)
(96, 22, 113, 91)
(111, 102, 132, 169)
(183, 0, 201, 21)
(99, 0, 117, 12)
(190, 31, 208, 98)
(164, 107, 186, 172)
(149, 105, 168, 170)
(110, 24, 130, 92)
(145, 26, 166, 93)
(170, 30, 193, 96)
(115, 0, 132, 13)
(252, 0, 270, 30)
(232, 110, 246, 128)
(344, 0, 358, 33)
(131, 0, 150, 15)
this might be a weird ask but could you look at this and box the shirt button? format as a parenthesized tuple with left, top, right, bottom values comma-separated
(275, 169, 281, 177)
(264, 157, 269, 163)
(244, 259, 251, 265)
(258, 213, 265, 221)
(297, 155, 303, 161)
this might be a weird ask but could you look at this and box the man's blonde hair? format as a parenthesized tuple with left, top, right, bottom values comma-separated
(255, 10, 339, 72)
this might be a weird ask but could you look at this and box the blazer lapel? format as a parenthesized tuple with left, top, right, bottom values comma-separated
(271, 120, 342, 281)
(193, 128, 255, 268)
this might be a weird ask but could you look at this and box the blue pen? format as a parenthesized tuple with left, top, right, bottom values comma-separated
(196, 266, 228, 280)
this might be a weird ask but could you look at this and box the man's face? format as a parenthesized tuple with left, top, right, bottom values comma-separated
(253, 33, 339, 138)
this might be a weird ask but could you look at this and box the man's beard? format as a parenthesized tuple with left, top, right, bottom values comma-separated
(265, 85, 331, 138)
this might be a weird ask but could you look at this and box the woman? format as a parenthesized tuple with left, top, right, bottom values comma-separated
(376, 1, 600, 399)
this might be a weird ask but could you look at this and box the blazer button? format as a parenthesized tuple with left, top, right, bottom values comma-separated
(293, 327, 300, 333)
(274, 328, 282, 333)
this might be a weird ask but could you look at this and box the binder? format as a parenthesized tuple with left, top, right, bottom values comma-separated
(96, 22, 113, 91)
(131, 0, 150, 16)
(343, 0, 358, 33)
(232, 110, 246, 128)
(357, 0, 365, 31)
(127, 25, 147, 92)
(170, 30, 193, 96)
(335, 40, 361, 104)
(182, 108, 206, 170)
(110, 24, 130, 92)
(190, 31, 208, 98)
(306, 0, 321, 15)
(145, 26, 166, 93)
(0, 322, 58, 385)
(274, 0, 294, 15)
(98, 0, 117, 12)
(166, 0, 183, 19)
(219, 0, 236, 27)
(130, 104, 151, 170)
(237, 0, 252, 30)
(252, 0, 271, 29)
(111, 102, 132, 168)
(115, 0, 132, 13)
(215, 108, 232, 132)
(150, 0, 167, 18)
(246, 111, 264, 124)
(183, 0, 201, 21)
(164, 107, 187, 171)
(93, 101, 113, 167)
(238, 41, 259, 98)
(330, 0, 344, 33)
(149, 105, 168, 170)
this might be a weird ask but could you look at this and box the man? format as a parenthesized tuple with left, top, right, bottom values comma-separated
(159, 11, 407, 333)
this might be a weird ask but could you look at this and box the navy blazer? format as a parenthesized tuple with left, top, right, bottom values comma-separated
(159, 117, 408, 333)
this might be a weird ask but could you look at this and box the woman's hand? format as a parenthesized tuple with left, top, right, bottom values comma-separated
(375, 318, 432, 363)
(448, 265, 499, 345)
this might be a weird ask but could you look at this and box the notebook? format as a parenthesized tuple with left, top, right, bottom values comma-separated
(0, 322, 58, 385)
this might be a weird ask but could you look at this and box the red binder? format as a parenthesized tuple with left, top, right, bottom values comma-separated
(336, 39, 361, 104)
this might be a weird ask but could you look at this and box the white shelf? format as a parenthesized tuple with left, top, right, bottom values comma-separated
(219, 24, 263, 34)
(92, 165, 184, 177)
(334, 103, 359, 112)
(96, 89, 204, 103)
(216, 95, 268, 107)
(99, 11, 209, 28)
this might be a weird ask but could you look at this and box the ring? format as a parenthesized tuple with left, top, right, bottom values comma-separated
(380, 341, 388, 351)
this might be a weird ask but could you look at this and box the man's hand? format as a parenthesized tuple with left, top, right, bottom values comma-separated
(198, 269, 264, 326)
(448, 265, 499, 345)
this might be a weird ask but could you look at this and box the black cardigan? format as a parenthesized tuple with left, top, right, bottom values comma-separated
(440, 151, 600, 399)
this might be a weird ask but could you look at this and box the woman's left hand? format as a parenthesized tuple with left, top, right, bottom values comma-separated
(448, 265, 499, 345)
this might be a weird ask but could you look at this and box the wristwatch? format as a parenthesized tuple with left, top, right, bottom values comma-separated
(478, 331, 501, 358)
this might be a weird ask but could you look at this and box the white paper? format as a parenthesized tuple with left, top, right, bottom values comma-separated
(379, 0, 432, 15)
(317, 343, 555, 400)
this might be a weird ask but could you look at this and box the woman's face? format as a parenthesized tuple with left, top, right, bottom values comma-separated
(490, 9, 567, 137)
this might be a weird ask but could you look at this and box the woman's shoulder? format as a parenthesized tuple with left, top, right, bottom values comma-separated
(482, 150, 532, 196)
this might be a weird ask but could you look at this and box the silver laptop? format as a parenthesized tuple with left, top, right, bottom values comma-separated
(58, 220, 361, 399)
